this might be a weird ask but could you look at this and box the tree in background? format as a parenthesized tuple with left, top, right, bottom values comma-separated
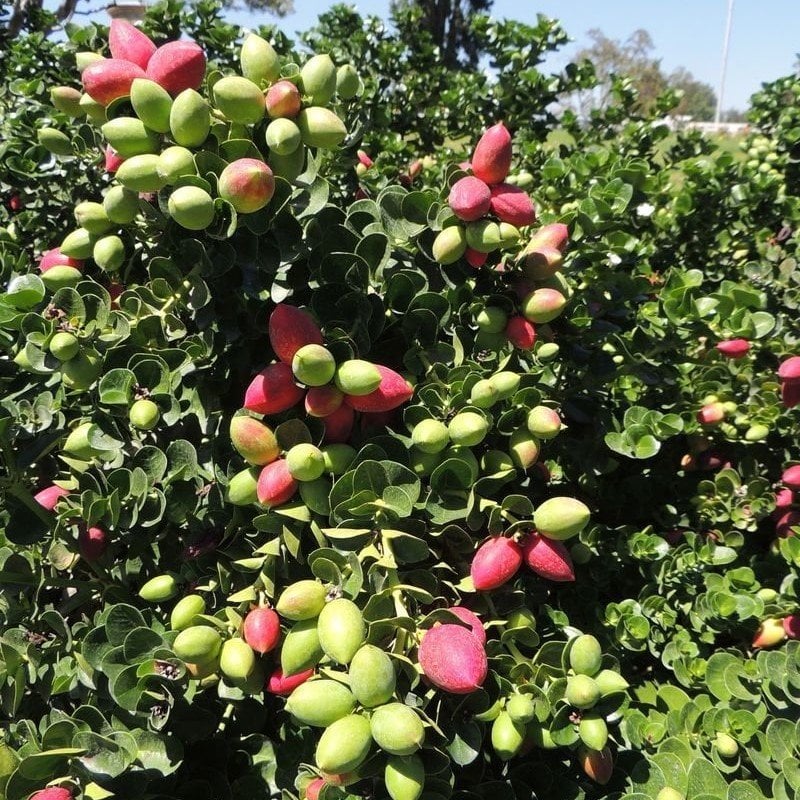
(669, 65, 716, 120)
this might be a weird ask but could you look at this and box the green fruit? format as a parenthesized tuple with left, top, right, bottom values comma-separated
(482, 449, 515, 473)
(173, 625, 223, 663)
(535, 497, 591, 540)
(594, 669, 629, 696)
(101, 117, 160, 158)
(281, 618, 323, 676)
(286, 443, 326, 482)
(157, 145, 196, 184)
(103, 185, 139, 224)
(63, 422, 100, 459)
(491, 711, 525, 761)
(745, 423, 769, 441)
(129, 398, 160, 430)
(656, 789, 685, 800)
(432, 225, 466, 264)
(299, 477, 331, 515)
(506, 693, 536, 724)
(579, 714, 608, 751)
(269, 144, 306, 182)
(74, 201, 114, 235)
(370, 703, 424, 755)
(61, 228, 94, 259)
(49, 332, 79, 362)
(527, 406, 562, 439)
(116, 154, 166, 192)
(336, 65, 361, 100)
(61, 350, 102, 391)
(130, 78, 173, 133)
(527, 719, 557, 749)
(410, 448, 441, 477)
(714, 732, 739, 758)
(566, 675, 600, 709)
(93, 235, 126, 272)
(265, 118, 302, 155)
(170, 594, 206, 630)
(507, 607, 536, 630)
(348, 644, 396, 707)
(51, 86, 84, 117)
(227, 468, 259, 506)
(335, 359, 382, 396)
(240, 34, 280, 85)
(285, 679, 356, 726)
(139, 574, 179, 602)
(220, 638, 256, 680)
(213, 76, 266, 125)
(470, 378, 499, 409)
(292, 343, 336, 386)
(168, 186, 215, 231)
(569, 634, 603, 676)
(476, 306, 508, 333)
(448, 412, 489, 447)
(276, 580, 327, 620)
(321, 443, 356, 475)
(38, 127, 72, 156)
(300, 54, 337, 105)
(79, 92, 106, 124)
(498, 222, 521, 248)
(170, 89, 210, 148)
(41, 266, 82, 291)
(466, 220, 502, 253)
(229, 416, 279, 465)
(297, 107, 347, 149)
(317, 597, 365, 664)
(490, 371, 520, 399)
(75, 51, 103, 71)
(412, 419, 449, 454)
(315, 714, 372, 773)
(522, 289, 567, 324)
(537, 342, 560, 361)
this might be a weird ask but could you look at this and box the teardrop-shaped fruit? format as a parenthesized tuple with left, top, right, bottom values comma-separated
(170, 594, 206, 630)
(448, 412, 489, 447)
(489, 183, 536, 227)
(169, 88, 210, 147)
(49, 332, 79, 362)
(578, 746, 613, 785)
(579, 714, 608, 751)
(227, 468, 259, 505)
(61, 350, 102, 391)
(269, 143, 307, 182)
(505, 315, 536, 350)
(286, 443, 326, 482)
(315, 714, 372, 773)
(269, 304, 324, 363)
(714, 731, 739, 758)
(476, 306, 508, 333)
(470, 379, 498, 409)
(34, 485, 70, 511)
(472, 122, 512, 185)
(370, 703, 424, 755)
(471, 536, 522, 590)
(569, 634, 602, 676)
(109, 19, 156, 69)
(522, 533, 575, 582)
(60, 228, 94, 259)
(306, 385, 344, 417)
(566, 674, 600, 709)
(281, 618, 323, 676)
(534, 497, 590, 540)
(322, 403, 355, 444)
(656, 789, 684, 800)
(276, 580, 328, 621)
(40, 266, 81, 291)
(266, 118, 302, 155)
(101, 116, 160, 157)
(266, 79, 302, 119)
(129, 398, 159, 430)
(157, 145, 196, 184)
(116, 153, 166, 192)
(168, 186, 215, 230)
(292, 343, 336, 386)
(230, 416, 279, 465)
(506, 693, 536, 724)
(336, 64, 360, 99)
(220, 638, 256, 680)
(139, 574, 179, 602)
(146, 40, 206, 96)
(297, 107, 347, 149)
(93, 235, 126, 272)
(82, 58, 147, 105)
(244, 361, 305, 414)
(522, 288, 566, 324)
(418, 624, 487, 693)
(103, 185, 139, 224)
(74, 201, 113, 235)
(465, 220, 502, 253)
(348, 644, 396, 707)
(492, 711, 525, 760)
(335, 360, 382, 396)
(174, 627, 222, 664)
(521, 245, 563, 281)
(213, 76, 265, 124)
(76, 51, 104, 71)
(51, 86, 84, 116)
(256, 458, 298, 507)
(285, 679, 356, 726)
(594, 669, 629, 696)
(412, 419, 449, 454)
(343, 366, 413, 413)
(130, 78, 173, 133)
(240, 33, 280, 85)
(38, 127, 73, 156)
(448, 175, 491, 222)
(80, 92, 107, 123)
(527, 406, 562, 439)
(432, 225, 467, 264)
(317, 598, 365, 664)
(447, 607, 486, 645)
(243, 606, 281, 654)
(266, 666, 314, 695)
(301, 54, 337, 105)
(385, 754, 425, 800)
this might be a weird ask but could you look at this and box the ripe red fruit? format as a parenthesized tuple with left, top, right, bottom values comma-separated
(716, 339, 750, 358)
(697, 403, 725, 425)
(527, 222, 569, 253)
(82, 58, 146, 105)
(470, 536, 523, 590)
(357, 150, 373, 168)
(447, 606, 486, 645)
(775, 488, 796, 509)
(418, 623, 488, 694)
(244, 362, 305, 415)
(78, 525, 107, 560)
(778, 356, 800, 384)
(305, 777, 326, 800)
(522, 533, 575, 582)
(268, 305, 324, 364)
(782, 464, 800, 490)
(243, 606, 281, 654)
(34, 485, 70, 510)
(489, 183, 536, 227)
(448, 176, 492, 222)
(343, 365, 413, 413)
(322, 403, 355, 444)
(104, 145, 125, 173)
(578, 746, 613, 785)
(257, 459, 298, 507)
(30, 789, 73, 800)
(505, 315, 536, 350)
(465, 248, 488, 268)
(266, 666, 314, 695)
(146, 40, 206, 96)
(471, 122, 512, 185)
(781, 381, 800, 409)
(109, 19, 156, 69)
(784, 614, 800, 639)
(775, 510, 800, 537)
(9, 194, 22, 211)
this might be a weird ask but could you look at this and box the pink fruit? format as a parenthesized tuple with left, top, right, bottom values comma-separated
(527, 223, 569, 253)
(243, 606, 281, 654)
(357, 150, 373, 168)
(266, 666, 314, 695)
(776, 510, 800, 537)
(470, 536, 523, 590)
(268, 305, 324, 364)
(782, 382, 800, 409)
(716, 339, 750, 359)
(30, 790, 73, 800)
(244, 362, 305, 415)
(305, 778, 326, 800)
(257, 459, 298, 507)
(418, 623, 487, 694)
(322, 403, 355, 444)
(784, 614, 800, 639)
(78, 525, 107, 560)
(229, 416, 279, 466)
(266, 80, 302, 119)
(489, 183, 536, 227)
(778, 356, 800, 384)
(39, 249, 83, 272)
(146, 40, 206, 96)
(82, 58, 146, 105)
(448, 176, 491, 222)
(782, 464, 800, 490)
(776, 488, 796, 509)
(305, 384, 344, 417)
(752, 618, 787, 649)
(521, 245, 563, 280)
(697, 403, 725, 425)
(465, 248, 488, 268)
(104, 146, 124, 173)
(343, 365, 413, 413)
(471, 122, 512, 185)
(109, 19, 156, 69)
(447, 606, 486, 646)
(522, 533, 575, 582)
(218, 158, 275, 215)
(505, 316, 536, 350)
(34, 485, 70, 510)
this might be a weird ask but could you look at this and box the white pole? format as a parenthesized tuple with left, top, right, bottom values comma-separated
(715, 0, 735, 124)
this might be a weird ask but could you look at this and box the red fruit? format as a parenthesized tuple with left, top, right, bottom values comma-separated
(578, 746, 613, 785)
(359, 409, 397, 433)
(146, 40, 206, 96)
(108, 282, 124, 308)
(697, 403, 725, 425)
(357, 150, 373, 168)
(408, 159, 422, 180)
(458, 160, 472, 171)
(776, 510, 800, 537)
(505, 316, 536, 350)
(470, 536, 523, 591)
(109, 19, 156, 69)
(775, 488, 795, 509)
(78, 525, 107, 560)
(522, 533, 575, 582)
(489, 183, 536, 227)
(30, 790, 73, 800)
(305, 778, 326, 800)
(418, 623, 487, 694)
(265, 80, 302, 119)
(266, 666, 314, 695)
(82, 58, 147, 105)
(257, 459, 297, 507)
(782, 464, 800, 490)
(471, 122, 512, 185)
(448, 176, 491, 222)
(243, 606, 281, 654)
(778, 356, 800, 384)
(784, 614, 800, 639)
(465, 248, 488, 268)
(716, 339, 750, 359)
(9, 195, 22, 211)
(244, 362, 305, 415)
(305, 385, 344, 417)
(322, 403, 355, 444)
(354, 187, 368, 200)
(268, 305, 324, 363)
(527, 223, 569, 253)
(343, 365, 413, 413)
(447, 606, 486, 646)
(34, 485, 70, 511)
(104, 145, 125, 173)
(781, 381, 800, 409)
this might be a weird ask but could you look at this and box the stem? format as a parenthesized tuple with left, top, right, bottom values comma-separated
(217, 702, 235, 734)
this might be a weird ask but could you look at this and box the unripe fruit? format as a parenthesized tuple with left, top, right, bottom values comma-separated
(509, 429, 540, 470)
(146, 40, 206, 96)
(528, 720, 557, 750)
(266, 666, 314, 695)
(716, 338, 750, 359)
(156, 146, 195, 184)
(752, 618, 787, 648)
(476, 306, 508, 333)
(505, 315, 536, 349)
(336, 64, 361, 99)
(412, 419, 449, 454)
(80, 92, 107, 123)
(321, 443, 356, 475)
(492, 711, 525, 761)
(286, 443, 326, 482)
(343, 366, 413, 412)
(286, 679, 356, 726)
(521, 245, 563, 281)
(656, 789, 685, 800)
(82, 58, 147, 105)
(38, 127, 72, 156)
(527, 406, 561, 439)
(335, 360, 382, 396)
(292, 343, 336, 386)
(101, 117, 160, 158)
(522, 288, 567, 324)
(418, 624, 487, 693)
(169, 88, 210, 148)
(266, 80, 302, 119)
(448, 412, 489, 447)
(76, 51, 104, 72)
(697, 402, 725, 425)
(167, 186, 215, 231)
(535, 497, 590, 540)
(579, 713, 608, 751)
(93, 235, 126, 272)
(317, 598, 365, 664)
(348, 644, 396, 707)
(578, 746, 613, 785)
(489, 183, 536, 227)
(470, 378, 499, 408)
(537, 342, 560, 361)
(227, 468, 259, 505)
(523, 533, 575, 582)
(103, 185, 139, 224)
(297, 107, 347, 149)
(129, 398, 160, 430)
(497, 222, 521, 248)
(129, 78, 173, 135)
(714, 732, 739, 758)
(174, 625, 222, 664)
(471, 537, 522, 590)
(49, 332, 79, 362)
(301, 54, 337, 105)
(566, 674, 601, 709)
(51, 85, 84, 116)
(213, 76, 265, 124)
(243, 606, 280, 654)
(489, 371, 519, 398)
(448, 176, 492, 222)
(230, 416, 279, 465)
(61, 350, 102, 391)
(569, 634, 602, 676)
(745, 423, 769, 442)
(116, 153, 166, 192)
(315, 714, 372, 774)
(139, 574, 179, 602)
(257, 459, 298, 507)
(61, 229, 94, 260)
(109, 19, 156, 69)
(465, 220, 502, 253)
(472, 122, 513, 185)
(385, 754, 425, 800)
(281, 618, 323, 676)
(74, 201, 113, 235)
(219, 638, 256, 680)
(276, 580, 327, 620)
(170, 594, 206, 630)
(506, 694, 536, 725)
(63, 422, 101, 459)
(269, 305, 324, 363)
(432, 225, 467, 264)
(266, 118, 302, 155)
(594, 669, 629, 696)
(410, 449, 441, 476)
(370, 703, 425, 755)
